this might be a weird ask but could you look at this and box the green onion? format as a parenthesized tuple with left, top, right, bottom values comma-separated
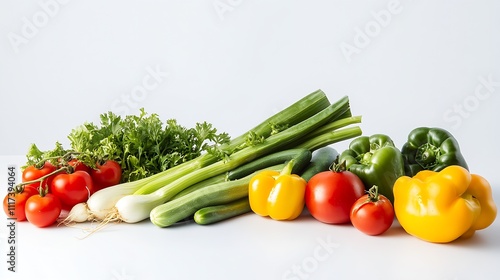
(65, 90, 333, 223)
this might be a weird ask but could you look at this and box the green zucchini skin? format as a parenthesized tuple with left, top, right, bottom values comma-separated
(227, 148, 312, 180)
(194, 198, 251, 225)
(150, 178, 249, 227)
(150, 164, 283, 227)
(300, 146, 338, 182)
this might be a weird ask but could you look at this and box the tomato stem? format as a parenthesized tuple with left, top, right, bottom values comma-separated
(11, 184, 26, 194)
(367, 185, 380, 202)
(36, 151, 84, 166)
(38, 186, 49, 197)
(16, 166, 70, 189)
(329, 156, 347, 173)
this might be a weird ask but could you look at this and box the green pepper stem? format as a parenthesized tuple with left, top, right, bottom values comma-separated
(415, 143, 440, 169)
(360, 152, 372, 165)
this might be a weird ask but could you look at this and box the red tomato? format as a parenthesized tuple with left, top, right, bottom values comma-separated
(22, 162, 58, 192)
(50, 171, 94, 210)
(25, 193, 62, 227)
(3, 187, 38, 221)
(90, 160, 122, 191)
(350, 186, 394, 236)
(68, 159, 91, 173)
(305, 170, 365, 224)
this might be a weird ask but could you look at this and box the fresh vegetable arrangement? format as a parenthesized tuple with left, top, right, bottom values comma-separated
(4, 109, 231, 226)
(3, 89, 497, 244)
(145, 93, 359, 226)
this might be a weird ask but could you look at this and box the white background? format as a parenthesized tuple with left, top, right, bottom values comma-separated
(0, 1, 499, 279)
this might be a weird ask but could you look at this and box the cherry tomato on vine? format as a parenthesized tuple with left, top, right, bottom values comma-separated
(22, 162, 58, 192)
(68, 159, 91, 173)
(305, 168, 365, 224)
(350, 185, 394, 236)
(90, 160, 122, 191)
(3, 186, 38, 221)
(50, 171, 94, 210)
(25, 191, 62, 228)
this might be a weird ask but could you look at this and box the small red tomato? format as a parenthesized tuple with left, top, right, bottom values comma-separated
(50, 171, 94, 210)
(68, 159, 91, 173)
(3, 186, 39, 221)
(350, 185, 394, 236)
(22, 162, 58, 191)
(305, 169, 365, 224)
(25, 192, 62, 228)
(90, 160, 122, 191)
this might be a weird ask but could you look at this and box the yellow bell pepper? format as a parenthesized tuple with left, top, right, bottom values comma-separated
(461, 174, 498, 238)
(248, 160, 306, 220)
(393, 165, 497, 243)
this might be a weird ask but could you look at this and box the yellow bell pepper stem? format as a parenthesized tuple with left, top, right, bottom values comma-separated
(248, 160, 307, 221)
(393, 165, 491, 243)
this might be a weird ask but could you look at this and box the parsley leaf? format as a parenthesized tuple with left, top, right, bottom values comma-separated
(64, 108, 230, 182)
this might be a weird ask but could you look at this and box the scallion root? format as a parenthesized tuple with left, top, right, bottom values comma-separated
(58, 203, 94, 226)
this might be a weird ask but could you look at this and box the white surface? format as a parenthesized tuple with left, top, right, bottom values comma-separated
(0, 0, 499, 279)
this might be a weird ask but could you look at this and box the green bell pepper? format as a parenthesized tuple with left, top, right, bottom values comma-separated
(401, 127, 469, 177)
(339, 134, 404, 202)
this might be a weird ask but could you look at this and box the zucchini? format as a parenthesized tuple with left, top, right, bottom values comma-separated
(194, 198, 251, 225)
(300, 146, 338, 181)
(150, 165, 284, 227)
(227, 148, 312, 180)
